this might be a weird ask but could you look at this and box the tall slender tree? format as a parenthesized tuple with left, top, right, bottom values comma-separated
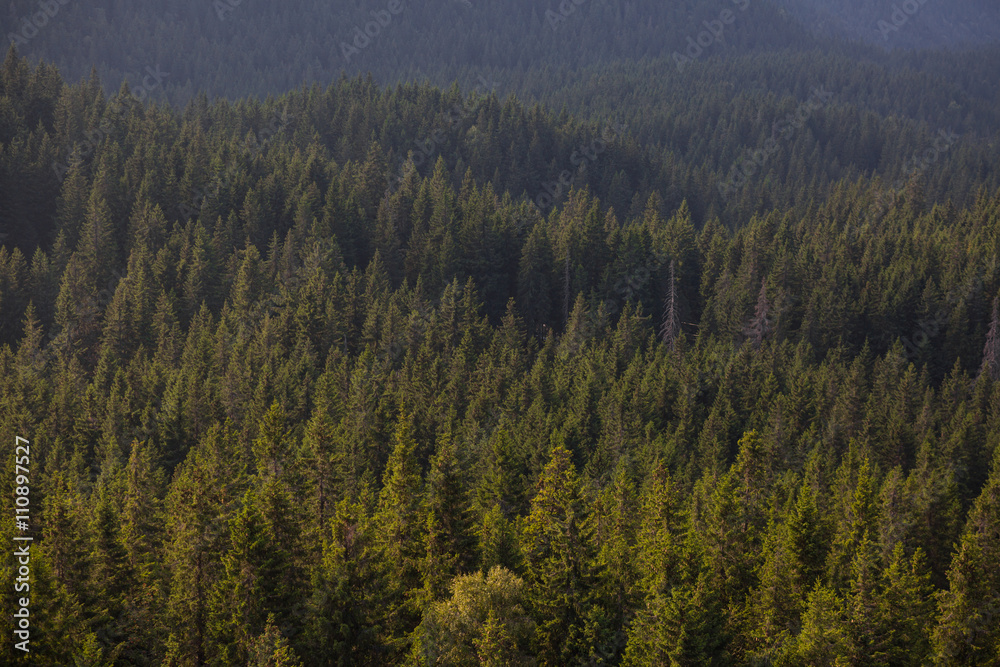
(980, 297, 999, 381)
(661, 259, 680, 350)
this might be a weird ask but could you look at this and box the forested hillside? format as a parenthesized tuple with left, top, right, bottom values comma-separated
(3, 0, 823, 107)
(2, 44, 1000, 664)
(8, 0, 1000, 240)
(775, 0, 1000, 49)
(5, 0, 1000, 115)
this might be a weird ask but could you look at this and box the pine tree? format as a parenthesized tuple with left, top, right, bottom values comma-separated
(302, 409, 337, 544)
(164, 422, 249, 665)
(697, 432, 770, 612)
(253, 401, 290, 481)
(634, 460, 684, 595)
(563, 249, 571, 326)
(932, 460, 1000, 665)
(787, 584, 853, 666)
(623, 573, 730, 666)
(73, 632, 111, 666)
(476, 609, 516, 667)
(421, 432, 475, 603)
(117, 437, 167, 663)
(787, 484, 830, 592)
(87, 483, 135, 654)
(373, 410, 426, 655)
(520, 443, 595, 664)
(828, 458, 881, 591)
(745, 518, 803, 662)
(845, 531, 883, 663)
(209, 484, 300, 665)
(302, 494, 381, 666)
(77, 190, 119, 291)
(589, 459, 639, 661)
(477, 503, 520, 575)
(16, 301, 45, 379)
(40, 474, 92, 605)
(249, 615, 306, 667)
(876, 545, 934, 666)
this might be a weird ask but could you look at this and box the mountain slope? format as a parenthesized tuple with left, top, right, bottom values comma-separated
(774, 0, 1000, 49)
(4, 0, 830, 105)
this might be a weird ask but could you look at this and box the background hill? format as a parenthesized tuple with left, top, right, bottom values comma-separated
(775, 0, 1000, 50)
(5, 0, 1000, 238)
(4, 0, 824, 106)
(6, 0, 1000, 112)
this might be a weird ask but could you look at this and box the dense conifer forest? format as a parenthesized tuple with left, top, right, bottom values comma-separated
(2, 0, 1000, 663)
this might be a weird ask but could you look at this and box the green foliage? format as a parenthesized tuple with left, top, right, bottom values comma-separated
(784, 584, 852, 666)
(932, 463, 1000, 665)
(1, 47, 1000, 666)
(250, 615, 306, 667)
(623, 573, 730, 667)
(409, 566, 534, 666)
(520, 443, 600, 664)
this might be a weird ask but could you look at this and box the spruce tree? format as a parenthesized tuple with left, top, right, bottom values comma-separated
(520, 442, 595, 664)
(932, 459, 1000, 665)
(421, 432, 475, 603)
(373, 410, 426, 655)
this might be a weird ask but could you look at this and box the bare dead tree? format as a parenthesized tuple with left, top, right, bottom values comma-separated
(660, 259, 680, 351)
(981, 297, 999, 381)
